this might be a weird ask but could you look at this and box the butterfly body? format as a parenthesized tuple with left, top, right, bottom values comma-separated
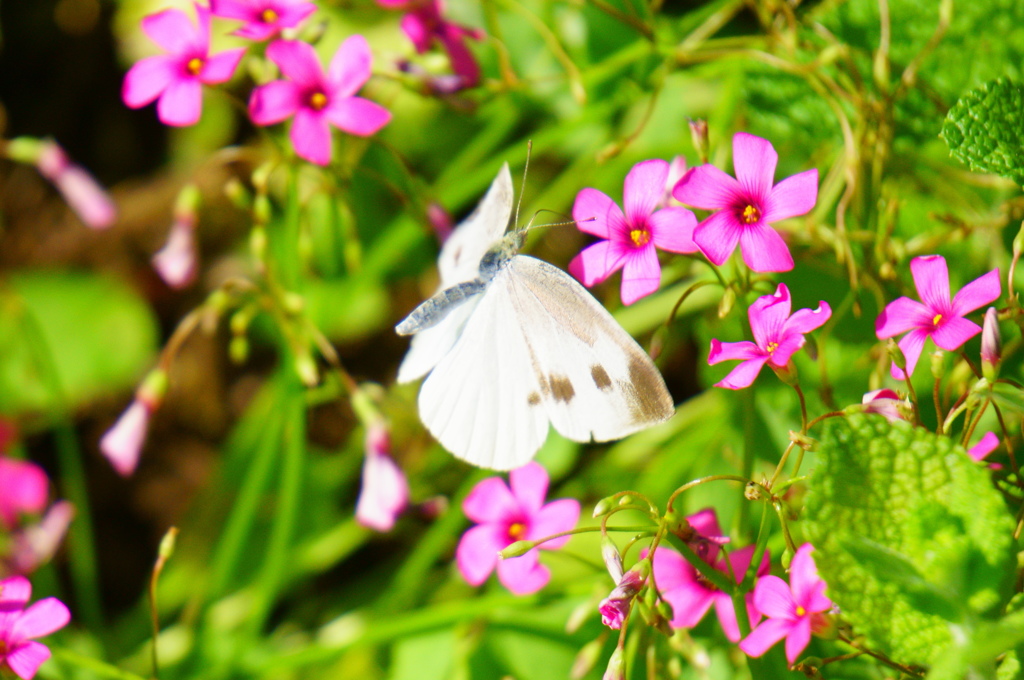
(397, 164, 674, 470)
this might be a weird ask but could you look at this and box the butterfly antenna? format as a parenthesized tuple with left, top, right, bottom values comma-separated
(515, 140, 531, 232)
(527, 209, 591, 232)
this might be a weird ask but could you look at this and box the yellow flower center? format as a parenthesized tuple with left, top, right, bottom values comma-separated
(796, 605, 806, 616)
(932, 313, 943, 326)
(308, 91, 328, 111)
(765, 341, 778, 355)
(629, 228, 651, 247)
(261, 8, 280, 23)
(741, 204, 761, 224)
(186, 57, 204, 75)
(508, 522, 526, 540)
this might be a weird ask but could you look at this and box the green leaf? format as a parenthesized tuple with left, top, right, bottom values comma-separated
(804, 415, 1015, 667)
(0, 271, 159, 416)
(942, 78, 1024, 184)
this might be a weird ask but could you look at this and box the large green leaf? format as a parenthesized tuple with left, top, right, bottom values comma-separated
(0, 271, 159, 416)
(942, 78, 1024, 184)
(804, 415, 1015, 667)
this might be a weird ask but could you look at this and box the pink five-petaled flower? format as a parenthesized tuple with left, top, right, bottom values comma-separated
(858, 388, 908, 423)
(248, 37, 392, 166)
(875, 255, 1001, 380)
(383, 0, 484, 88)
(122, 3, 246, 127)
(673, 132, 818, 272)
(569, 159, 699, 306)
(740, 543, 833, 665)
(456, 462, 580, 595)
(0, 457, 49, 530)
(709, 283, 831, 390)
(651, 510, 769, 642)
(0, 575, 71, 680)
(355, 424, 409, 532)
(210, 0, 316, 41)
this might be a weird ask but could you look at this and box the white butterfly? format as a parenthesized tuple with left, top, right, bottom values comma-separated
(396, 163, 674, 470)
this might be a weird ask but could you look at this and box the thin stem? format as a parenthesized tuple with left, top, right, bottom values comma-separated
(933, 376, 942, 434)
(666, 475, 748, 514)
(794, 383, 809, 432)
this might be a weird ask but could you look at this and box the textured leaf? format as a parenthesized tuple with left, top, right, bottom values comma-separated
(942, 78, 1024, 184)
(804, 415, 1015, 667)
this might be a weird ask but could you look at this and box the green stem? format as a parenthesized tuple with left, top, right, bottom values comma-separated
(739, 387, 756, 531)
(660, 531, 735, 594)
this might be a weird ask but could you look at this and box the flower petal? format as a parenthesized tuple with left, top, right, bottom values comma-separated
(209, 0, 252, 20)
(783, 302, 831, 337)
(496, 549, 550, 595)
(763, 168, 818, 222)
(328, 34, 373, 96)
(568, 240, 629, 287)
(266, 39, 324, 89)
(508, 461, 548, 514)
(893, 327, 930, 379)
(651, 547, 692, 593)
(156, 77, 203, 126)
(573, 188, 625, 240)
(623, 159, 668, 228)
(0, 576, 32, 609)
(619, 245, 661, 305)
(672, 164, 743, 211)
(438, 29, 481, 85)
(713, 593, 743, 642)
(0, 459, 48, 527)
(664, 579, 716, 628)
(249, 80, 301, 125)
(648, 207, 698, 254)
(692, 210, 742, 266)
(875, 297, 932, 339)
(969, 431, 1000, 461)
(708, 339, 763, 365)
(715, 356, 769, 389)
(737, 221, 793, 272)
(122, 56, 177, 108)
(200, 48, 246, 84)
(752, 574, 795, 619)
(290, 108, 332, 165)
(401, 13, 432, 53)
(784, 616, 812, 664)
(748, 284, 792, 348)
(732, 132, 778, 201)
(462, 477, 518, 523)
(788, 544, 821, 606)
(10, 598, 71, 641)
(739, 617, 792, 659)
(932, 316, 981, 351)
(687, 508, 723, 543)
(355, 452, 409, 532)
(950, 269, 1001, 317)
(324, 97, 391, 136)
(142, 8, 198, 54)
(910, 255, 951, 312)
(455, 524, 504, 585)
(5, 640, 51, 680)
(528, 498, 580, 549)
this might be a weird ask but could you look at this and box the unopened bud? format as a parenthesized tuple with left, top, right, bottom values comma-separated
(688, 118, 709, 163)
(602, 647, 625, 680)
(592, 496, 615, 518)
(601, 536, 624, 583)
(982, 307, 1002, 381)
(929, 350, 946, 380)
(886, 338, 907, 371)
(770, 360, 799, 386)
(717, 287, 736, 319)
(229, 336, 249, 364)
(250, 226, 268, 261)
(157, 526, 179, 561)
(570, 637, 605, 680)
(294, 350, 319, 387)
(499, 540, 536, 559)
(223, 178, 251, 209)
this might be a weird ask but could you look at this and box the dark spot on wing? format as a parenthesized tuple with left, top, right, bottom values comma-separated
(622, 355, 673, 424)
(549, 374, 575, 403)
(591, 365, 612, 391)
(527, 392, 541, 406)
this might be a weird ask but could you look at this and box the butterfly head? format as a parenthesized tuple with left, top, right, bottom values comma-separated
(479, 231, 525, 281)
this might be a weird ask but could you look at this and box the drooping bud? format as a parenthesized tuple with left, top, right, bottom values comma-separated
(602, 647, 625, 680)
(570, 636, 605, 680)
(355, 423, 409, 532)
(99, 368, 168, 476)
(688, 118, 709, 164)
(152, 184, 201, 289)
(601, 536, 624, 583)
(929, 349, 946, 381)
(592, 496, 616, 518)
(886, 338, 907, 373)
(598, 563, 649, 630)
(982, 307, 1002, 381)
(498, 540, 535, 559)
(8, 500, 74, 574)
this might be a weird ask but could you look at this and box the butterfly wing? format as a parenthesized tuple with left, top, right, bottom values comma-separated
(417, 269, 550, 470)
(504, 256, 675, 443)
(398, 164, 514, 384)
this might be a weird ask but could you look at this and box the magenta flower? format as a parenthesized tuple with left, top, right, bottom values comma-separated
(740, 544, 833, 665)
(100, 400, 152, 477)
(249, 37, 392, 166)
(35, 140, 116, 229)
(152, 210, 198, 289)
(210, 0, 316, 41)
(569, 159, 699, 305)
(0, 576, 71, 680)
(709, 283, 831, 390)
(599, 567, 646, 630)
(858, 388, 908, 423)
(355, 425, 409, 532)
(969, 431, 1000, 463)
(387, 0, 484, 88)
(875, 255, 1001, 380)
(7, 502, 75, 576)
(673, 132, 818, 272)
(651, 510, 769, 642)
(122, 3, 246, 126)
(456, 462, 580, 595)
(0, 458, 49, 530)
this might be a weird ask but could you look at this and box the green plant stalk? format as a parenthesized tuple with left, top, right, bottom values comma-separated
(660, 531, 734, 594)
(739, 386, 756, 531)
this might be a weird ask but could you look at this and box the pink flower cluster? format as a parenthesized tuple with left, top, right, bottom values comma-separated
(122, 1, 392, 165)
(377, 0, 484, 89)
(0, 576, 71, 680)
(570, 133, 819, 306)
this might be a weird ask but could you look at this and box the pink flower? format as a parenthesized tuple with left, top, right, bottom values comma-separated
(709, 283, 831, 389)
(599, 567, 646, 630)
(122, 3, 246, 126)
(152, 192, 199, 289)
(656, 155, 688, 210)
(0, 458, 49, 530)
(981, 307, 1001, 380)
(248, 37, 392, 166)
(859, 388, 907, 423)
(569, 159, 700, 305)
(875, 255, 1001, 380)
(968, 431, 1000, 463)
(383, 0, 484, 88)
(355, 425, 409, 532)
(456, 462, 580, 595)
(651, 510, 769, 642)
(672, 132, 818, 272)
(99, 401, 152, 477)
(7, 501, 75, 575)
(35, 141, 116, 229)
(740, 544, 832, 664)
(0, 575, 71, 680)
(210, 0, 316, 41)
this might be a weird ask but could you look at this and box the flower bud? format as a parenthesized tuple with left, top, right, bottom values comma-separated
(688, 118, 709, 163)
(601, 536, 624, 583)
(602, 647, 625, 680)
(929, 350, 946, 380)
(717, 286, 736, 319)
(355, 424, 409, 532)
(152, 185, 200, 289)
(9, 500, 74, 574)
(598, 566, 648, 630)
(982, 307, 1001, 381)
(744, 481, 764, 501)
(426, 202, 453, 242)
(886, 338, 907, 372)
(570, 637, 604, 680)
(592, 496, 615, 518)
(498, 540, 535, 559)
(853, 388, 907, 423)
(100, 368, 168, 476)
